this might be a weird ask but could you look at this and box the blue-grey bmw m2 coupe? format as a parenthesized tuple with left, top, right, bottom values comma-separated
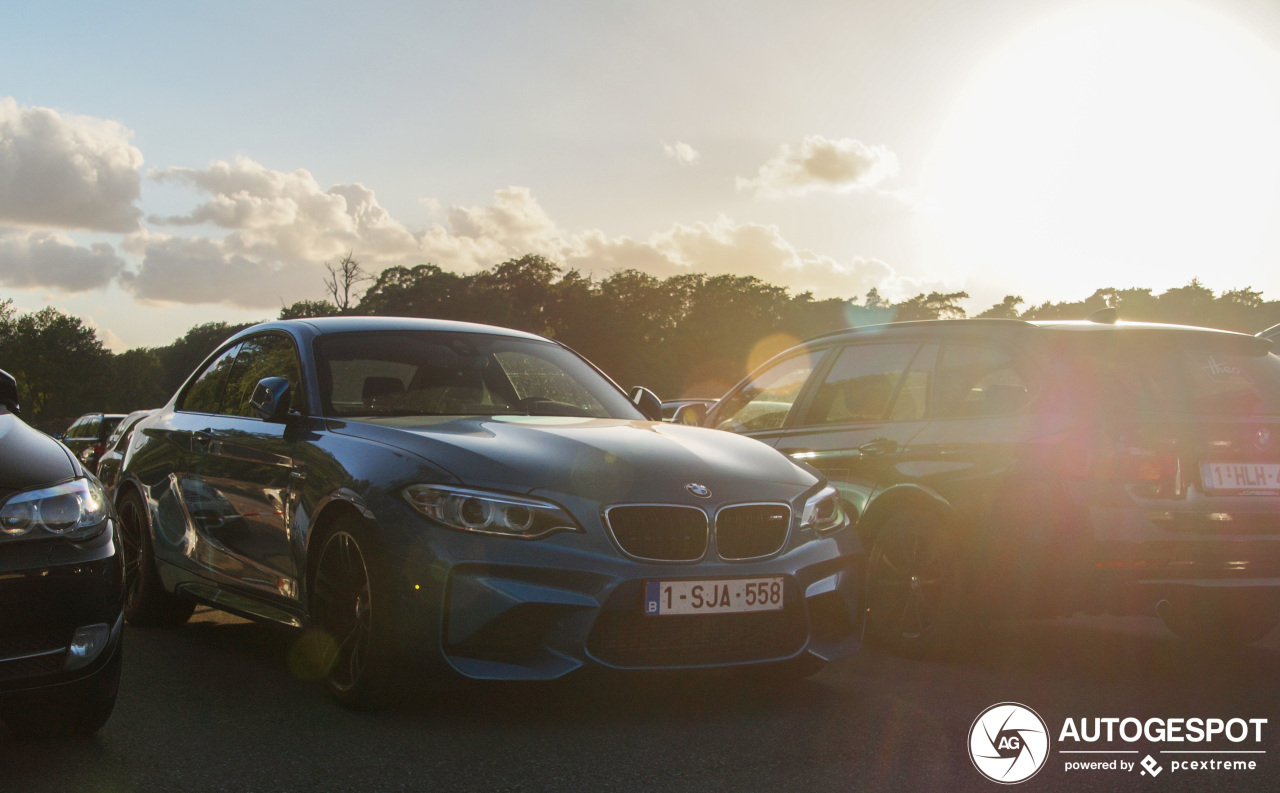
(116, 317, 863, 704)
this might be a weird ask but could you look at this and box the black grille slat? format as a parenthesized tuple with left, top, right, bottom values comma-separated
(0, 633, 66, 659)
(0, 652, 65, 682)
(606, 506, 709, 562)
(716, 504, 791, 560)
(587, 609, 807, 667)
(0, 634, 66, 682)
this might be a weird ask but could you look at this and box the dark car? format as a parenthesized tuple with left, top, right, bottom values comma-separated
(59, 412, 127, 471)
(116, 317, 862, 705)
(697, 317, 1280, 655)
(0, 370, 123, 738)
(95, 409, 155, 495)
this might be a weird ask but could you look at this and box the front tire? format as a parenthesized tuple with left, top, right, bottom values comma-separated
(865, 509, 965, 658)
(310, 518, 397, 708)
(117, 490, 195, 627)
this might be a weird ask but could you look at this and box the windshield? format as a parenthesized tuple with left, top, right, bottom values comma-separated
(314, 331, 643, 420)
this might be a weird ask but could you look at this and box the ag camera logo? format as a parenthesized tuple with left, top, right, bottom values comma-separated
(969, 703, 1050, 784)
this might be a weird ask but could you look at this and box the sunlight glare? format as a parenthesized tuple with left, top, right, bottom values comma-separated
(921, 0, 1280, 298)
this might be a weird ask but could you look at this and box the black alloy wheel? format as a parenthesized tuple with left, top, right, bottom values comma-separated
(116, 491, 195, 627)
(312, 525, 391, 706)
(866, 509, 962, 658)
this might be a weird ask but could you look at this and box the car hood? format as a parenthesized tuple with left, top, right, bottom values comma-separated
(329, 415, 818, 501)
(0, 412, 77, 492)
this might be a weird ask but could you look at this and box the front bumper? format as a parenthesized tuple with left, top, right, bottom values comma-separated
(0, 520, 125, 702)
(388, 522, 864, 681)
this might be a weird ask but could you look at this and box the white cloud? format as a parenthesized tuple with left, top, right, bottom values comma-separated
(148, 156, 421, 265)
(0, 229, 126, 292)
(662, 141, 700, 166)
(736, 135, 898, 198)
(119, 231, 322, 309)
(0, 98, 144, 232)
(565, 215, 898, 299)
(131, 155, 903, 308)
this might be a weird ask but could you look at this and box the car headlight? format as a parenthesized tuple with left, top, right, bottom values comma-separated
(800, 486, 846, 534)
(402, 484, 581, 540)
(0, 477, 109, 542)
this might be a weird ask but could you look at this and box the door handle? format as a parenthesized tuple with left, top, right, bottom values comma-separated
(857, 439, 898, 456)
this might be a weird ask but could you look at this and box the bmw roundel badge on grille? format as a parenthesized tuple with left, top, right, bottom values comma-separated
(685, 483, 712, 498)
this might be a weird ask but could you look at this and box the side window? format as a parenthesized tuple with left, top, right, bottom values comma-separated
(66, 418, 89, 439)
(804, 343, 922, 426)
(714, 351, 821, 432)
(178, 344, 242, 414)
(77, 414, 99, 439)
(935, 343, 1034, 418)
(219, 334, 306, 418)
(888, 343, 937, 421)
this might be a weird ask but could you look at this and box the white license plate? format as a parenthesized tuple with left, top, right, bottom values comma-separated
(1201, 462, 1280, 491)
(644, 577, 784, 616)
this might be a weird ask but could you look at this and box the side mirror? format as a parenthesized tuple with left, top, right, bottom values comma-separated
(671, 403, 708, 426)
(628, 386, 664, 421)
(0, 369, 19, 414)
(250, 377, 293, 422)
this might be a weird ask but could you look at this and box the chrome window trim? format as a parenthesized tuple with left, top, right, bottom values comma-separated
(713, 502, 794, 561)
(601, 503, 710, 563)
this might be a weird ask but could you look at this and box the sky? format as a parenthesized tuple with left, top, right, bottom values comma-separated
(4, 0, 1280, 351)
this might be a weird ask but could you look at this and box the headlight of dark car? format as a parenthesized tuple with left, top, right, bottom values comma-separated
(402, 484, 581, 540)
(800, 486, 846, 534)
(0, 477, 110, 541)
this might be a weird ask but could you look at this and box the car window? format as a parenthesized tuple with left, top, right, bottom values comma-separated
(77, 417, 100, 439)
(100, 416, 123, 439)
(936, 343, 1035, 418)
(714, 351, 821, 432)
(1074, 338, 1280, 417)
(888, 343, 936, 421)
(63, 418, 85, 439)
(494, 351, 606, 415)
(178, 343, 242, 414)
(314, 331, 641, 419)
(219, 333, 306, 417)
(804, 343, 921, 426)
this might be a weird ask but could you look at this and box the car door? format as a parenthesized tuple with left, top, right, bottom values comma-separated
(185, 332, 305, 603)
(707, 347, 828, 448)
(903, 338, 1059, 608)
(772, 340, 938, 524)
(149, 342, 244, 566)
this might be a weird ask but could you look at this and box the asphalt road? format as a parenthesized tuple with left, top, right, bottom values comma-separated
(2, 608, 1277, 793)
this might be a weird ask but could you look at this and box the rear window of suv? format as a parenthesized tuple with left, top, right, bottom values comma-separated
(1063, 335, 1280, 417)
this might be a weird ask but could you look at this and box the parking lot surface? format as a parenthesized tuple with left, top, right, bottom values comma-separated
(2, 607, 1277, 792)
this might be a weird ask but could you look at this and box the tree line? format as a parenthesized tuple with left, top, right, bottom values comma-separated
(3, 253, 1279, 430)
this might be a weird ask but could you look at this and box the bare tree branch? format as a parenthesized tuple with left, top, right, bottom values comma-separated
(323, 251, 372, 311)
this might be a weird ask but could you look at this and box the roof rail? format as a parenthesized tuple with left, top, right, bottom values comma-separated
(800, 317, 1033, 345)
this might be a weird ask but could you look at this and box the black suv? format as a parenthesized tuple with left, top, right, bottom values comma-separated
(692, 317, 1280, 654)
